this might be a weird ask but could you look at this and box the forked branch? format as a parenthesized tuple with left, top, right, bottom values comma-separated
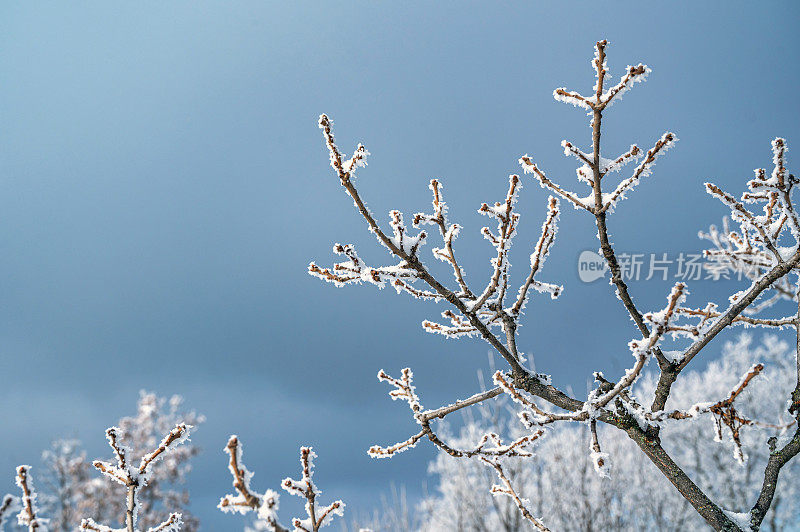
(219, 437, 344, 532)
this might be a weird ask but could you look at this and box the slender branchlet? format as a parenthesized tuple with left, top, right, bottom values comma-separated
(481, 457, 550, 532)
(218, 437, 344, 532)
(369, 368, 543, 461)
(589, 419, 610, 478)
(14, 466, 46, 531)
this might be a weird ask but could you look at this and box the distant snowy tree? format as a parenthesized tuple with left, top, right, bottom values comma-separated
(342, 485, 417, 532)
(309, 39, 800, 531)
(39, 440, 98, 532)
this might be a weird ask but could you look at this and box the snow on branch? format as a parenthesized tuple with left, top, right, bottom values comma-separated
(282, 447, 345, 532)
(644, 363, 792, 463)
(311, 114, 561, 376)
(308, 242, 440, 299)
(421, 309, 483, 339)
(377, 368, 420, 413)
(519, 156, 592, 212)
(468, 173, 530, 314)
(218, 436, 284, 530)
(701, 139, 800, 314)
(597, 63, 650, 110)
(600, 144, 641, 175)
(492, 371, 583, 427)
(674, 303, 797, 330)
(585, 283, 687, 415)
(602, 132, 677, 213)
(369, 368, 543, 461)
(14, 466, 47, 531)
(138, 424, 192, 477)
(552, 87, 595, 111)
(143, 514, 182, 532)
(589, 419, 610, 479)
(522, 42, 675, 217)
(414, 179, 474, 298)
(481, 457, 550, 532)
(80, 424, 192, 532)
(552, 40, 650, 114)
(218, 437, 344, 532)
(495, 369, 607, 480)
(78, 518, 115, 532)
(423, 184, 562, 339)
(510, 196, 562, 315)
(318, 114, 369, 184)
(80, 515, 183, 532)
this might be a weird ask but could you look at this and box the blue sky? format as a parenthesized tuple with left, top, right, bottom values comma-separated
(0, 2, 799, 529)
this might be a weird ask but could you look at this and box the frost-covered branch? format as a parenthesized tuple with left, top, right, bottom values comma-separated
(700, 138, 800, 313)
(218, 437, 344, 532)
(80, 424, 191, 532)
(519, 157, 592, 212)
(417, 337, 800, 530)
(748, 423, 800, 530)
(589, 419, 610, 478)
(368, 368, 543, 461)
(642, 363, 794, 463)
(601, 132, 676, 213)
(587, 283, 685, 413)
(14, 466, 46, 531)
(510, 196, 562, 316)
(312, 113, 570, 377)
(416, 387, 504, 423)
(748, 288, 800, 530)
(492, 371, 586, 426)
(471, 174, 523, 312)
(674, 304, 797, 329)
(218, 436, 286, 531)
(310, 39, 800, 531)
(414, 179, 474, 299)
(281, 447, 344, 532)
(481, 457, 550, 532)
(522, 40, 679, 388)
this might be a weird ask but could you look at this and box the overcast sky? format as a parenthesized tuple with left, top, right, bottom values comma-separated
(1, 2, 799, 529)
